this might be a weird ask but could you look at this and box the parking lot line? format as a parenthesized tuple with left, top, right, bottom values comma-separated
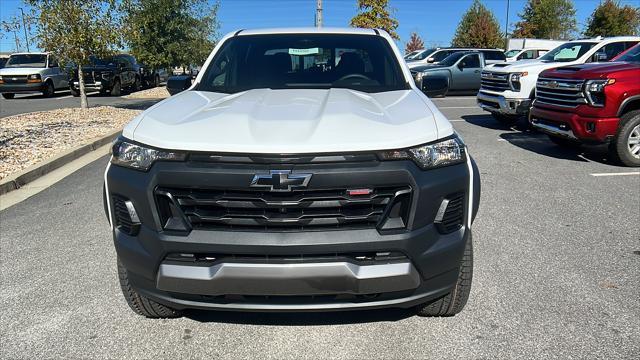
(590, 172, 640, 177)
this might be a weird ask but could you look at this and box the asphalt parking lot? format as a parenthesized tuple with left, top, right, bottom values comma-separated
(0, 90, 163, 118)
(1, 96, 638, 359)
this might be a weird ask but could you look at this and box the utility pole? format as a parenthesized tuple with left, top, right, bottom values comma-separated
(315, 0, 323, 28)
(504, 0, 510, 49)
(19, 7, 30, 52)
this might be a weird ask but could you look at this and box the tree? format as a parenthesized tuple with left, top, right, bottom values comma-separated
(451, 0, 503, 48)
(123, 0, 220, 71)
(512, 0, 577, 40)
(27, 0, 122, 109)
(350, 0, 399, 40)
(584, 0, 640, 37)
(405, 32, 425, 54)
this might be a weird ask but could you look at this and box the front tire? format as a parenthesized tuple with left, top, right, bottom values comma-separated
(42, 81, 55, 97)
(70, 86, 80, 97)
(610, 110, 640, 167)
(117, 258, 182, 318)
(415, 232, 473, 317)
(1, 93, 15, 99)
(153, 74, 160, 88)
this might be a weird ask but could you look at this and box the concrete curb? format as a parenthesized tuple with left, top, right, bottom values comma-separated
(0, 129, 121, 195)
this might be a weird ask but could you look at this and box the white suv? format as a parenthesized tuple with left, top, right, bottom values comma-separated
(104, 28, 480, 318)
(477, 36, 639, 123)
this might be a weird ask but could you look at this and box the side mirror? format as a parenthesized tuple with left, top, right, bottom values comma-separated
(457, 61, 465, 70)
(426, 57, 435, 63)
(594, 52, 608, 62)
(166, 75, 192, 95)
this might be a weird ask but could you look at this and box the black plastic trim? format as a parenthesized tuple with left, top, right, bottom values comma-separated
(618, 95, 640, 117)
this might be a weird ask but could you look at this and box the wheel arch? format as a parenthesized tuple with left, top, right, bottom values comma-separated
(617, 95, 640, 117)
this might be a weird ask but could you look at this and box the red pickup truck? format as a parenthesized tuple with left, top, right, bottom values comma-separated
(530, 44, 640, 166)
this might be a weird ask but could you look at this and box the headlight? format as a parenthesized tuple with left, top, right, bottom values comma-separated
(27, 74, 42, 82)
(111, 138, 186, 171)
(378, 135, 467, 169)
(508, 72, 527, 91)
(584, 79, 615, 107)
(101, 72, 111, 80)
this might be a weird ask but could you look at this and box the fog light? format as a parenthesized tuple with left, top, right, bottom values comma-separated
(124, 200, 140, 223)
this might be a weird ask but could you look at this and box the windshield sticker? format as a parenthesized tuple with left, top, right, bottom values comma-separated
(289, 48, 320, 56)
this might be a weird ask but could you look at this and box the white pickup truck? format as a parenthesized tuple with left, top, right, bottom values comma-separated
(477, 36, 640, 123)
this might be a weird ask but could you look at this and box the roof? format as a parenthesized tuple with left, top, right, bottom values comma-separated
(236, 27, 379, 36)
(569, 36, 640, 43)
(8, 52, 49, 56)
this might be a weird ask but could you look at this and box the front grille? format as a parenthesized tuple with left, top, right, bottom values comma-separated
(3, 75, 27, 84)
(155, 186, 411, 232)
(480, 71, 510, 92)
(112, 195, 139, 235)
(436, 193, 465, 234)
(535, 77, 587, 108)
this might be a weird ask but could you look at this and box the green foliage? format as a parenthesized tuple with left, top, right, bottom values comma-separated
(512, 0, 577, 40)
(405, 32, 424, 54)
(350, 0, 399, 40)
(123, 0, 220, 69)
(26, 0, 122, 66)
(584, 0, 640, 37)
(451, 0, 503, 48)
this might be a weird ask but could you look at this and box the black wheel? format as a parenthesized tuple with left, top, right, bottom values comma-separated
(153, 74, 160, 87)
(491, 113, 517, 125)
(110, 79, 122, 96)
(610, 110, 640, 167)
(548, 135, 580, 148)
(1, 93, 15, 99)
(70, 86, 80, 97)
(42, 81, 55, 97)
(117, 257, 182, 318)
(415, 232, 473, 317)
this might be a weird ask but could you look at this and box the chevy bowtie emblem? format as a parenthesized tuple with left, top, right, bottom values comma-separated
(251, 170, 312, 192)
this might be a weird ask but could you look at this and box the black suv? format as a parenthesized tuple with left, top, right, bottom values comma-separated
(69, 54, 142, 96)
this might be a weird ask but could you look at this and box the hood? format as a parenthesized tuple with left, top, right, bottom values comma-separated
(541, 62, 640, 79)
(126, 88, 443, 154)
(485, 59, 560, 74)
(77, 64, 116, 72)
(0, 67, 46, 75)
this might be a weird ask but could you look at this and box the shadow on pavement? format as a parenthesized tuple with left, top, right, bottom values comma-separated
(461, 114, 621, 166)
(185, 308, 415, 325)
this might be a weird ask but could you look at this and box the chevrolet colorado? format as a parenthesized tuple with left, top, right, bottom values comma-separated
(104, 28, 480, 318)
(478, 36, 639, 124)
(530, 44, 640, 167)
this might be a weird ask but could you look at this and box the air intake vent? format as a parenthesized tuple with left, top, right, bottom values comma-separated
(435, 193, 465, 234)
(112, 195, 140, 235)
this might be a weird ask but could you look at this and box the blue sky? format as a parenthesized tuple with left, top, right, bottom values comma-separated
(1, 0, 638, 52)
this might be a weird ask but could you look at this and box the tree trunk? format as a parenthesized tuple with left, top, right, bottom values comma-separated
(78, 64, 88, 109)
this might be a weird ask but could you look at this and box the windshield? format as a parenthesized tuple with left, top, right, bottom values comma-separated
(504, 49, 520, 58)
(410, 48, 437, 60)
(539, 42, 596, 62)
(198, 34, 408, 94)
(5, 54, 47, 68)
(404, 50, 420, 59)
(615, 44, 640, 63)
(89, 56, 116, 66)
(439, 52, 468, 66)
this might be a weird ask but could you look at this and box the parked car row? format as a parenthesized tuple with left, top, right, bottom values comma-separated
(0, 52, 168, 99)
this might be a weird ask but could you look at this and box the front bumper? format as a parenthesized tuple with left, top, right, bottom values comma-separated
(105, 157, 480, 311)
(477, 91, 531, 116)
(0, 82, 45, 93)
(71, 79, 111, 91)
(530, 105, 619, 143)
